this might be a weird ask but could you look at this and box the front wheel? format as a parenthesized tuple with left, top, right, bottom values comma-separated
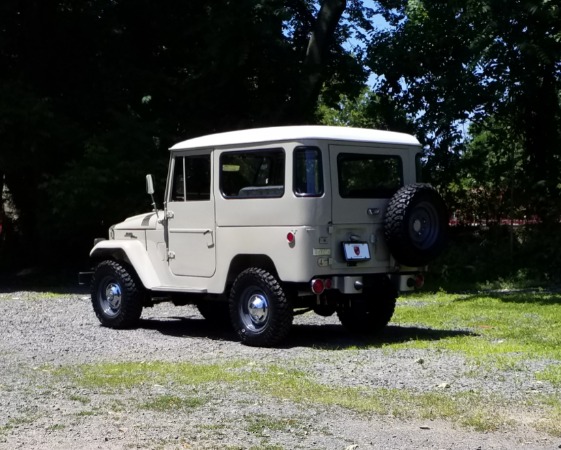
(229, 268, 293, 347)
(91, 260, 144, 328)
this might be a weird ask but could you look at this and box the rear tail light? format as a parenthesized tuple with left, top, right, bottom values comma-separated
(414, 273, 425, 289)
(311, 278, 332, 295)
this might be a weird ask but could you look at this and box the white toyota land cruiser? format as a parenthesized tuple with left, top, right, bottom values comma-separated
(88, 126, 447, 347)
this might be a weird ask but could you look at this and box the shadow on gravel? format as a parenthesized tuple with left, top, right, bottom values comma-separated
(285, 324, 477, 350)
(139, 316, 238, 341)
(137, 316, 476, 350)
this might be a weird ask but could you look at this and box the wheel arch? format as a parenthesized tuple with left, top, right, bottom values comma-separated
(225, 254, 279, 288)
(90, 240, 161, 289)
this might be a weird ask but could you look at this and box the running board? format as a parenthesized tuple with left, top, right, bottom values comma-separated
(151, 286, 207, 294)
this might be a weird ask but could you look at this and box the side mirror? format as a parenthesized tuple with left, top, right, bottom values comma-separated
(146, 174, 155, 195)
(146, 174, 159, 218)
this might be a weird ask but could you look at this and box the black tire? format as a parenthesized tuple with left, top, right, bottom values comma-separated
(197, 301, 232, 328)
(337, 277, 397, 334)
(90, 260, 144, 328)
(384, 183, 448, 266)
(229, 268, 293, 347)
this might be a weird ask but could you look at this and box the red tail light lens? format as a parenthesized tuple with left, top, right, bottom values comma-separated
(311, 279, 325, 294)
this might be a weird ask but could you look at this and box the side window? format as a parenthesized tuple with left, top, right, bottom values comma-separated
(220, 149, 285, 198)
(338, 153, 403, 198)
(170, 155, 211, 202)
(293, 146, 323, 197)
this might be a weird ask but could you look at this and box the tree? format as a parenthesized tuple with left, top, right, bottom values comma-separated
(368, 0, 561, 221)
(0, 0, 368, 272)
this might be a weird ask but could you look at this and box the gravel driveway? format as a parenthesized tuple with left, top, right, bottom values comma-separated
(0, 289, 558, 449)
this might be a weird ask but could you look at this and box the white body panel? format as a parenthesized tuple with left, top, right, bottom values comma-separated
(90, 126, 423, 294)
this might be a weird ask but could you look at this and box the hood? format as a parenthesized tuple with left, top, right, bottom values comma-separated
(114, 212, 159, 230)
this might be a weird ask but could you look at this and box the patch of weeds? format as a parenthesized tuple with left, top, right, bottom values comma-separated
(536, 364, 561, 387)
(246, 414, 296, 437)
(54, 361, 243, 391)
(534, 395, 561, 437)
(75, 410, 97, 417)
(69, 394, 90, 404)
(464, 355, 528, 375)
(108, 399, 127, 413)
(1, 413, 40, 435)
(250, 367, 509, 433)
(141, 394, 204, 412)
(46, 424, 65, 431)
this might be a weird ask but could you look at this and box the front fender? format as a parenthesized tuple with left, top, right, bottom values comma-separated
(90, 240, 161, 289)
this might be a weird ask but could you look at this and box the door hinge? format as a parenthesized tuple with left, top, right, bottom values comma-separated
(167, 251, 176, 260)
(166, 210, 174, 219)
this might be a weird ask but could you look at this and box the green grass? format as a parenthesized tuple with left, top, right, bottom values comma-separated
(536, 364, 561, 386)
(54, 360, 513, 433)
(246, 415, 296, 437)
(390, 290, 561, 362)
(53, 360, 245, 392)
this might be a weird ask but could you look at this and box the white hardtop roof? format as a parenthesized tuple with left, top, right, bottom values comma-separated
(170, 125, 420, 151)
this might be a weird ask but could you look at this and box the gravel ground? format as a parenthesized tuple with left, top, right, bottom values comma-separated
(0, 289, 559, 450)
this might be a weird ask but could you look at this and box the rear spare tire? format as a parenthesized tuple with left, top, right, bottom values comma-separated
(384, 184, 448, 267)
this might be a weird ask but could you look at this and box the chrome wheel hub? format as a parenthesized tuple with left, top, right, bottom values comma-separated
(248, 294, 269, 325)
(239, 291, 270, 332)
(102, 282, 122, 316)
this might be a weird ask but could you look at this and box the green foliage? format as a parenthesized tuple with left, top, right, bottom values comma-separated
(316, 87, 416, 133)
(446, 118, 527, 224)
(430, 224, 561, 290)
(0, 0, 369, 272)
(369, 0, 561, 222)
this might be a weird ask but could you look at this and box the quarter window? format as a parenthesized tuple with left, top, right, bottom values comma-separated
(220, 149, 285, 198)
(338, 153, 403, 198)
(293, 147, 323, 197)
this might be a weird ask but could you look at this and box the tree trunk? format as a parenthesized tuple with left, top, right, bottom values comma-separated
(287, 0, 347, 123)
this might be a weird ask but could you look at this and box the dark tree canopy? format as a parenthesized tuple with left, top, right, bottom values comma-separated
(368, 0, 561, 221)
(0, 0, 369, 270)
(1, 0, 560, 278)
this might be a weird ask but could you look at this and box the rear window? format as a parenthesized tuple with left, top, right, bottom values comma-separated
(220, 149, 285, 198)
(338, 153, 403, 198)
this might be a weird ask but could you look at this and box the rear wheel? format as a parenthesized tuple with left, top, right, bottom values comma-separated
(91, 260, 144, 328)
(229, 268, 293, 347)
(337, 277, 397, 334)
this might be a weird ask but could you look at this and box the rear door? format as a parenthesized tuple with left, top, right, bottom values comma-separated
(329, 145, 405, 267)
